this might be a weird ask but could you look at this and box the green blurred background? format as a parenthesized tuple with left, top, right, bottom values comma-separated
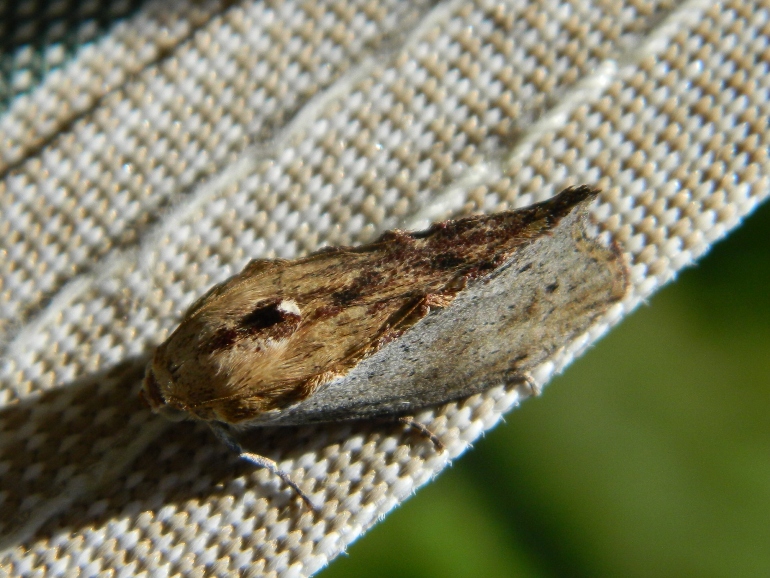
(323, 199, 770, 578)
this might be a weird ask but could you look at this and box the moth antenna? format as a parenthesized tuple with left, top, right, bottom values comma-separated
(209, 422, 320, 512)
(398, 416, 445, 452)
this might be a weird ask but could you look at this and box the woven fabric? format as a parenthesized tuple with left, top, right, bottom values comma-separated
(1, 0, 768, 576)
(0, 0, 147, 111)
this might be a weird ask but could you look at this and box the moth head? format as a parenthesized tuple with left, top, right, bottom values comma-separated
(140, 362, 189, 421)
(140, 298, 304, 423)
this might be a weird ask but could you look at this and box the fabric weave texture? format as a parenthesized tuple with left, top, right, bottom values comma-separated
(0, 0, 768, 576)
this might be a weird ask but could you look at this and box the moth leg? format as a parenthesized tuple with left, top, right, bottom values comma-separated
(209, 422, 319, 512)
(398, 416, 446, 452)
(523, 373, 541, 396)
(511, 372, 540, 397)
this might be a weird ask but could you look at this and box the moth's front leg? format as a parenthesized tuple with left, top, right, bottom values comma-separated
(209, 422, 320, 512)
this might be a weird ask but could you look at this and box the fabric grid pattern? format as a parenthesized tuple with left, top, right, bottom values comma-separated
(0, 0, 147, 111)
(0, 0, 768, 576)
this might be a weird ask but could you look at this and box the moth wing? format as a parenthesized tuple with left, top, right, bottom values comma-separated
(172, 247, 440, 422)
(201, 293, 429, 423)
(248, 197, 629, 425)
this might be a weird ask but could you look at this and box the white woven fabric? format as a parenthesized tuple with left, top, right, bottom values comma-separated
(1, 0, 768, 576)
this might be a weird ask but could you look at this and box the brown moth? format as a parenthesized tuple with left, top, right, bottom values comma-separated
(142, 185, 629, 508)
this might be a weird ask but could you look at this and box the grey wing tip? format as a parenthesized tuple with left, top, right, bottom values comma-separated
(529, 184, 601, 222)
(555, 184, 601, 207)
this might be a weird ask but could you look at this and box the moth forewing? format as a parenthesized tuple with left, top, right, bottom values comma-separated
(247, 188, 628, 425)
(141, 184, 629, 507)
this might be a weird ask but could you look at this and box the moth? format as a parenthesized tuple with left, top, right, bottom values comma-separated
(142, 185, 629, 509)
